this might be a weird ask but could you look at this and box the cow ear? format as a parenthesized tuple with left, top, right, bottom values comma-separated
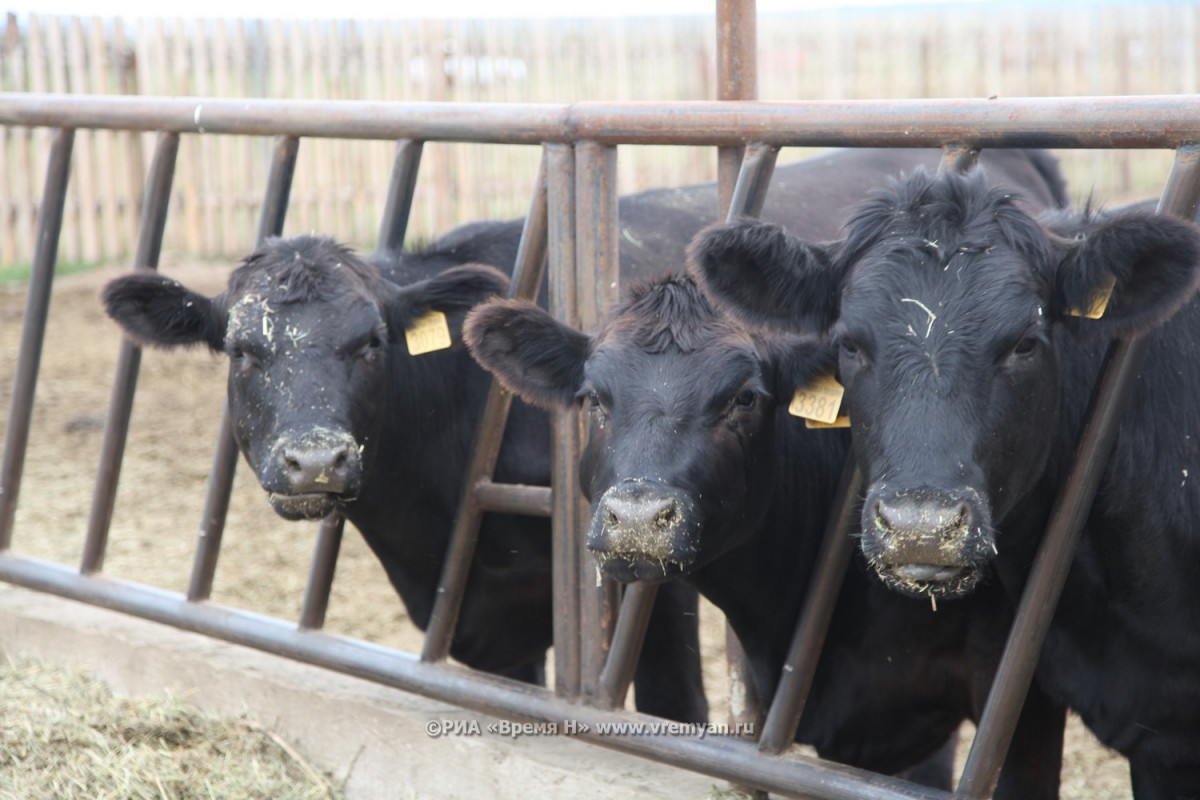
(102, 271, 225, 351)
(464, 298, 590, 409)
(1052, 209, 1200, 337)
(688, 219, 841, 336)
(761, 332, 840, 407)
(384, 263, 510, 332)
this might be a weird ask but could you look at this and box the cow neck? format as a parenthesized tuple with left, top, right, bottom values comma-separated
(350, 341, 489, 582)
(688, 416, 850, 701)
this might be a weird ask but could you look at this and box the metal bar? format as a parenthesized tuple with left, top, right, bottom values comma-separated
(574, 141, 621, 702)
(955, 144, 1200, 797)
(0, 552, 952, 800)
(186, 135, 299, 603)
(547, 142, 582, 702)
(759, 461, 862, 754)
(420, 154, 550, 664)
(376, 139, 423, 255)
(938, 143, 981, 174)
(726, 143, 780, 222)
(473, 482, 552, 518)
(81, 131, 180, 575)
(721, 139, 778, 777)
(716, 0, 757, 215)
(0, 127, 75, 550)
(11, 93, 1200, 148)
(298, 514, 345, 631)
(596, 581, 659, 710)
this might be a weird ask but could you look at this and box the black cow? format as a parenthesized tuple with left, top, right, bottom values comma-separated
(464, 273, 1062, 793)
(693, 166, 1200, 795)
(102, 235, 707, 722)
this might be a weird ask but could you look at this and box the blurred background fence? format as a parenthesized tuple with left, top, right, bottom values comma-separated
(1, 2, 1197, 265)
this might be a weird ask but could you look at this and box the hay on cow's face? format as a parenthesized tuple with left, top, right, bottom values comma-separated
(0, 657, 341, 800)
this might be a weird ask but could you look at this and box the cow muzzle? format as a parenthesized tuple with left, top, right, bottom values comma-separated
(266, 429, 362, 520)
(861, 487, 993, 598)
(587, 479, 699, 582)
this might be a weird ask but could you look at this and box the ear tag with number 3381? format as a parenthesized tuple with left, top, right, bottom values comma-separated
(789, 373, 850, 429)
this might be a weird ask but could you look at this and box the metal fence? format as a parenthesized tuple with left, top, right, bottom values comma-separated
(3, 83, 1200, 800)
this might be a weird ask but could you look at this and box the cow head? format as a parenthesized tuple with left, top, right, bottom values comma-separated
(693, 167, 1200, 599)
(465, 274, 829, 582)
(103, 235, 508, 521)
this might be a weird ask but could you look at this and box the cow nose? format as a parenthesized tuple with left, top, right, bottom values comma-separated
(872, 494, 969, 543)
(280, 443, 357, 494)
(602, 494, 679, 533)
(587, 480, 695, 566)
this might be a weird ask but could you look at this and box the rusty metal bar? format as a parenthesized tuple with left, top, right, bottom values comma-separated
(420, 153, 550, 664)
(377, 139, 423, 255)
(11, 93, 1200, 149)
(0, 552, 952, 800)
(186, 135, 299, 603)
(574, 140, 621, 702)
(955, 144, 1200, 797)
(716, 0, 757, 215)
(938, 143, 981, 174)
(0, 127, 74, 550)
(726, 143, 780, 221)
(759, 461, 862, 754)
(474, 482, 552, 517)
(81, 131, 180, 575)
(298, 514, 345, 631)
(596, 581, 660, 710)
(547, 142, 582, 702)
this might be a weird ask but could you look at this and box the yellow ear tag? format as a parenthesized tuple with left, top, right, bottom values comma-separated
(405, 310, 452, 355)
(1066, 273, 1116, 320)
(789, 374, 851, 429)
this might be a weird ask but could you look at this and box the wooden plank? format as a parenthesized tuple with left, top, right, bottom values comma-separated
(87, 16, 120, 261)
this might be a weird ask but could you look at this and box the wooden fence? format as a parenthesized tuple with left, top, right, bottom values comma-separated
(1, 3, 1196, 266)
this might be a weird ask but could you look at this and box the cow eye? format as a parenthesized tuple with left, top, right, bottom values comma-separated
(840, 338, 861, 358)
(585, 390, 609, 427)
(1012, 336, 1039, 357)
(356, 334, 385, 361)
(732, 388, 758, 411)
(227, 345, 256, 371)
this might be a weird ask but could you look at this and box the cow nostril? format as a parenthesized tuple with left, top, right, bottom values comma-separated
(283, 453, 302, 473)
(332, 449, 348, 471)
(655, 505, 677, 527)
(606, 509, 620, 527)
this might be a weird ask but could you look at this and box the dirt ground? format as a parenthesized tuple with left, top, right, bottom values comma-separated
(0, 262, 1133, 797)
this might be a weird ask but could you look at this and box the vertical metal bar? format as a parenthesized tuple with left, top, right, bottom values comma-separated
(758, 461, 861, 754)
(297, 139, 428, 633)
(938, 143, 981, 175)
(578, 148, 784, 710)
(956, 144, 1200, 798)
(596, 582, 660, 710)
(298, 514, 344, 630)
(716, 0, 757, 217)
(420, 153, 549, 664)
(376, 139, 424, 255)
(725, 143, 779, 222)
(574, 140, 620, 701)
(547, 142, 582, 701)
(187, 135, 299, 603)
(0, 127, 75, 550)
(81, 131, 179, 575)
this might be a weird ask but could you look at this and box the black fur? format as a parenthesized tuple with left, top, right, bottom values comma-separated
(706, 165, 1200, 793)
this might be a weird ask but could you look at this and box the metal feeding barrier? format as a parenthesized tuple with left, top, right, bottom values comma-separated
(4, 8, 1200, 799)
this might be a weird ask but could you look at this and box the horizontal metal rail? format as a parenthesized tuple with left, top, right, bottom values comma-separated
(5, 93, 1200, 148)
(0, 552, 949, 800)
